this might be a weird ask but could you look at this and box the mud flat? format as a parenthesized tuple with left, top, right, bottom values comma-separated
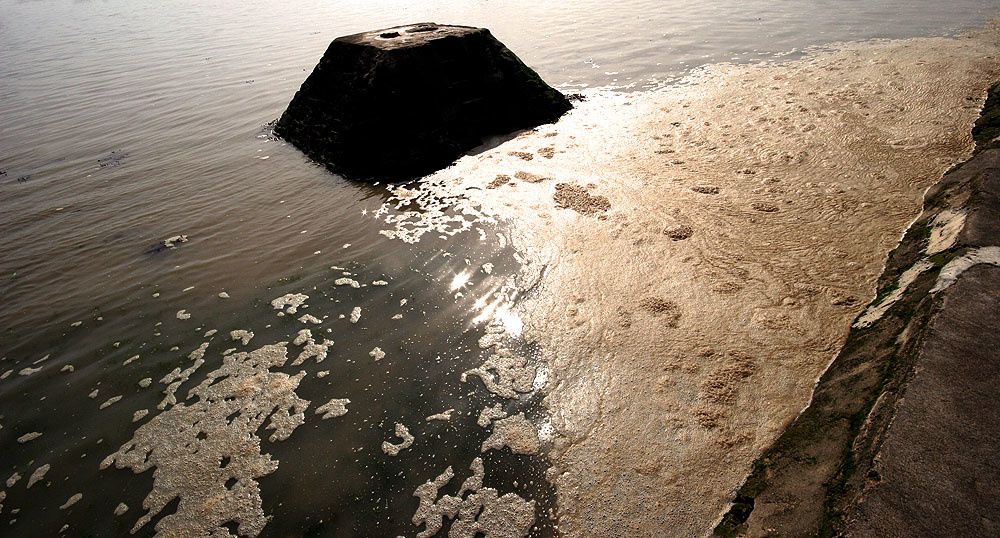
(715, 82, 1000, 537)
(383, 25, 1000, 536)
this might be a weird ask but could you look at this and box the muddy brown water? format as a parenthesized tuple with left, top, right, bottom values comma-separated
(2, 1, 1000, 537)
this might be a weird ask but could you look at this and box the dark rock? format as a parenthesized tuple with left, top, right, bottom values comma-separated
(972, 81, 1000, 147)
(97, 150, 129, 168)
(274, 23, 572, 182)
(145, 234, 189, 254)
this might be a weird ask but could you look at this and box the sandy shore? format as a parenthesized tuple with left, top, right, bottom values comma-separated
(382, 25, 1000, 536)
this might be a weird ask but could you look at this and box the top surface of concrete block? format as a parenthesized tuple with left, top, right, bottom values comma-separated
(340, 23, 482, 51)
(274, 22, 571, 181)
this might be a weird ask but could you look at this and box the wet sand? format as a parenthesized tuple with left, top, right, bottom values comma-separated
(384, 26, 1000, 535)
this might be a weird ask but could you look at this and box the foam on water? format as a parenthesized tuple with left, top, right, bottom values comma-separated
(376, 27, 1000, 536)
(2, 1, 1000, 536)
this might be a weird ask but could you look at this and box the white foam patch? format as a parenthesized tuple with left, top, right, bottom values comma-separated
(297, 314, 322, 325)
(102, 343, 308, 536)
(426, 409, 454, 422)
(931, 246, 1000, 292)
(381, 422, 414, 456)
(412, 458, 535, 538)
(157, 342, 210, 410)
(481, 413, 540, 455)
(17, 432, 42, 444)
(378, 179, 490, 244)
(59, 493, 82, 510)
(315, 398, 350, 419)
(99, 395, 123, 410)
(27, 464, 50, 488)
(291, 339, 333, 366)
(854, 260, 934, 328)
(532, 364, 549, 391)
(230, 330, 254, 345)
(477, 404, 508, 427)
(162, 235, 188, 249)
(271, 293, 308, 314)
(18, 366, 42, 376)
(463, 323, 535, 399)
(293, 329, 312, 346)
(926, 209, 967, 255)
(537, 417, 557, 443)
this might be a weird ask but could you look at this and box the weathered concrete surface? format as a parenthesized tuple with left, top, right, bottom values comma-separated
(844, 263, 1000, 537)
(715, 87, 1000, 537)
(845, 131, 1000, 537)
(275, 23, 571, 182)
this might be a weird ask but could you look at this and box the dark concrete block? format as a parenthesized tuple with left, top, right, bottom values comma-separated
(275, 23, 572, 181)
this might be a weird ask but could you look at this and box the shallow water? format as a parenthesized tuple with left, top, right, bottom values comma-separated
(2, 0, 1000, 536)
(3, 0, 1000, 351)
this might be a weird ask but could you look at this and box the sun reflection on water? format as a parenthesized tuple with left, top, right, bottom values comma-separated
(449, 269, 473, 291)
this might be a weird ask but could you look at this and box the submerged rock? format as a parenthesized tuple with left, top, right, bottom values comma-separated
(275, 23, 572, 181)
